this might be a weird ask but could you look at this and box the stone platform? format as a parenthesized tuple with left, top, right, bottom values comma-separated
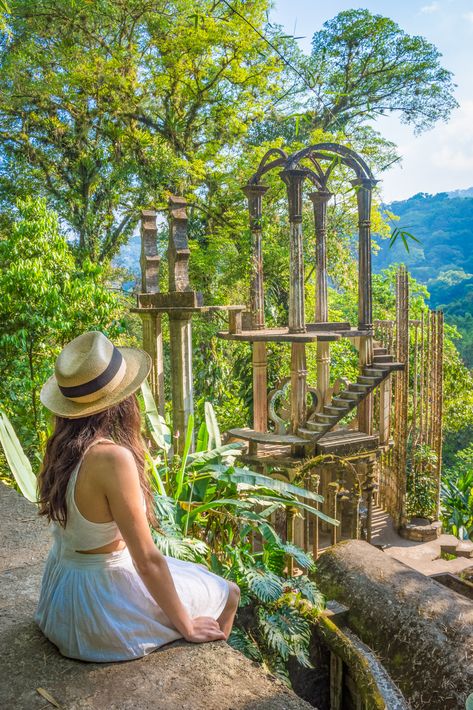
(0, 483, 312, 710)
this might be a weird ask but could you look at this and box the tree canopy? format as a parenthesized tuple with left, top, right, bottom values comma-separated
(0, 0, 281, 261)
(305, 9, 457, 134)
(0, 4, 459, 265)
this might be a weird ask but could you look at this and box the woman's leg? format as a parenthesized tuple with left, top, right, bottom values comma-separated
(217, 581, 240, 639)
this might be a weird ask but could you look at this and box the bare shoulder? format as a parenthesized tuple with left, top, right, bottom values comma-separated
(85, 441, 137, 479)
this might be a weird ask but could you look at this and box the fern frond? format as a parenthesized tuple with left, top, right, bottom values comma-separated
(152, 532, 209, 562)
(281, 542, 315, 572)
(243, 566, 284, 603)
(289, 575, 325, 608)
(228, 627, 263, 663)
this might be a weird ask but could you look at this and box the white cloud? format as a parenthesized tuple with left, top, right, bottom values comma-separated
(463, 11, 473, 24)
(430, 100, 473, 169)
(420, 2, 440, 13)
(379, 101, 473, 201)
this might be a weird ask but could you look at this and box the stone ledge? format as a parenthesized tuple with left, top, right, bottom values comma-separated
(399, 518, 442, 542)
(0, 483, 313, 710)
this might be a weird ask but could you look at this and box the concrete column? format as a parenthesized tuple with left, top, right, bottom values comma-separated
(280, 169, 306, 334)
(139, 210, 164, 413)
(310, 190, 333, 408)
(168, 196, 194, 453)
(242, 184, 269, 432)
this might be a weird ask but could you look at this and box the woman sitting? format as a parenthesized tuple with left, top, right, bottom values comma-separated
(35, 331, 240, 662)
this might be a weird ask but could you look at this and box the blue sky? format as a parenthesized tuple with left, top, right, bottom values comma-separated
(271, 0, 473, 201)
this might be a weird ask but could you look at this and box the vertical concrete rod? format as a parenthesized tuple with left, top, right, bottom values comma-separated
(309, 190, 332, 323)
(243, 184, 269, 433)
(242, 184, 268, 329)
(281, 170, 307, 439)
(352, 178, 376, 332)
(310, 190, 333, 408)
(139, 210, 164, 415)
(168, 196, 194, 453)
(281, 169, 306, 334)
(353, 178, 376, 434)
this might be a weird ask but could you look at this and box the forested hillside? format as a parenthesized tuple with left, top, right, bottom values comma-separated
(374, 191, 473, 366)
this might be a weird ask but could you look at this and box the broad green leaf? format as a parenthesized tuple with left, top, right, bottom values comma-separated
(0, 410, 37, 502)
(213, 467, 324, 503)
(187, 443, 243, 465)
(140, 380, 171, 453)
(145, 449, 166, 497)
(175, 414, 194, 500)
(204, 401, 221, 450)
(254, 494, 339, 527)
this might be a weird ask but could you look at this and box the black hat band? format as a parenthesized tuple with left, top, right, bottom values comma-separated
(58, 346, 124, 399)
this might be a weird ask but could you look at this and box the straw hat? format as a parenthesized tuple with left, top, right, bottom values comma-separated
(40, 331, 152, 419)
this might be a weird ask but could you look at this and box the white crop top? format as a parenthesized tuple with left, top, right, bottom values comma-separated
(60, 437, 135, 552)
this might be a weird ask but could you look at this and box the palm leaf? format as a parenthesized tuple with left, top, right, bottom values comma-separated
(289, 575, 324, 608)
(281, 542, 315, 571)
(204, 401, 222, 449)
(0, 410, 37, 502)
(212, 467, 324, 503)
(228, 628, 263, 663)
(244, 566, 284, 602)
(140, 380, 171, 453)
(175, 414, 194, 500)
(152, 531, 209, 561)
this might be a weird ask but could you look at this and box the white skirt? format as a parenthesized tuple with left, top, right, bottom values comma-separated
(34, 536, 230, 662)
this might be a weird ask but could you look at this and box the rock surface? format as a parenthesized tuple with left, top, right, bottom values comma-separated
(315, 539, 473, 710)
(0, 483, 312, 710)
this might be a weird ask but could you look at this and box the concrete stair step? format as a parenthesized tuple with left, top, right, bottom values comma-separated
(298, 426, 323, 440)
(313, 412, 339, 424)
(339, 390, 363, 401)
(332, 396, 356, 409)
(373, 354, 394, 363)
(373, 362, 404, 371)
(304, 420, 329, 433)
(373, 347, 387, 355)
(455, 540, 473, 558)
(349, 382, 372, 393)
(363, 368, 385, 378)
(440, 535, 460, 556)
(358, 375, 382, 385)
(324, 404, 349, 416)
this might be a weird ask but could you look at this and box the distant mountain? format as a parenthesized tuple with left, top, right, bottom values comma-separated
(374, 190, 473, 366)
(447, 186, 473, 199)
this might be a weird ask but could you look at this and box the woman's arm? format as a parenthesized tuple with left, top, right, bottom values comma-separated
(96, 445, 225, 643)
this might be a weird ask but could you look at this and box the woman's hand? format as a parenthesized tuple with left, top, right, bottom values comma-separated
(184, 616, 226, 643)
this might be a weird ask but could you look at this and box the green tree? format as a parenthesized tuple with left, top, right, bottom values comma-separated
(0, 0, 282, 262)
(0, 198, 126, 452)
(305, 9, 457, 133)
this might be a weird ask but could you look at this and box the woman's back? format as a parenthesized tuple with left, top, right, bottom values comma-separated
(61, 437, 125, 554)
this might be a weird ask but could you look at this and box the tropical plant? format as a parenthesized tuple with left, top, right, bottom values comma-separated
(441, 469, 473, 541)
(141, 380, 334, 682)
(405, 444, 438, 519)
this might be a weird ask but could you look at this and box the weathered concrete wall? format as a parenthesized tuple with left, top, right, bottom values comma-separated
(0, 483, 313, 710)
(315, 539, 473, 710)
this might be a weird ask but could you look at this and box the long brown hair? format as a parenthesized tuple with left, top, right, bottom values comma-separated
(37, 393, 157, 527)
